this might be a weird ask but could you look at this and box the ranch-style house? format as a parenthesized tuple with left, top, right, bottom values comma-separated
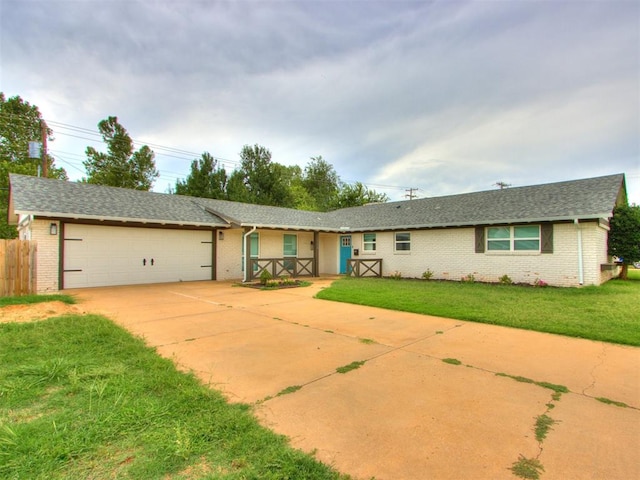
(7, 172, 627, 292)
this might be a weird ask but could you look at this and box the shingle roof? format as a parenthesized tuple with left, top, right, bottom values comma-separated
(9, 173, 625, 231)
(326, 173, 626, 231)
(9, 174, 227, 227)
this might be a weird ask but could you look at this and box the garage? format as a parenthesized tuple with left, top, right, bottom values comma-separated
(63, 224, 214, 288)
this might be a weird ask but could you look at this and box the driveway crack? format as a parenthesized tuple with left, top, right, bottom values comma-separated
(582, 343, 608, 396)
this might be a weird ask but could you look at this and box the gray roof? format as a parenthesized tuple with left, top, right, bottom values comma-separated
(327, 173, 626, 231)
(9, 174, 227, 227)
(9, 173, 625, 231)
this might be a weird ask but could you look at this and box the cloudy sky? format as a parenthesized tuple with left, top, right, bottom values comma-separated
(1, 0, 638, 203)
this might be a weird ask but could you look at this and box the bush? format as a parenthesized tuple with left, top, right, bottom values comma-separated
(461, 274, 476, 283)
(389, 271, 402, 280)
(259, 269, 273, 285)
(499, 274, 513, 285)
(422, 269, 434, 280)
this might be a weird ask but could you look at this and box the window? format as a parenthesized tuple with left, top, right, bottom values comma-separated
(283, 234, 297, 256)
(394, 232, 411, 251)
(241, 232, 259, 271)
(283, 234, 297, 271)
(363, 233, 376, 252)
(487, 226, 540, 252)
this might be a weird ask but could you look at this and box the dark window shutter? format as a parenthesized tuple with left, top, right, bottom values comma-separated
(541, 224, 553, 254)
(475, 227, 485, 253)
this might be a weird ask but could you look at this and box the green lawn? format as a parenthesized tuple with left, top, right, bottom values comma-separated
(0, 314, 347, 480)
(316, 273, 640, 346)
(0, 293, 76, 307)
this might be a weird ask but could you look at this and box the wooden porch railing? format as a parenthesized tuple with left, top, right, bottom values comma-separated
(347, 259, 382, 278)
(248, 258, 314, 280)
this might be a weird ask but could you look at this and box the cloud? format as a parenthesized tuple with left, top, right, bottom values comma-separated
(1, 0, 638, 202)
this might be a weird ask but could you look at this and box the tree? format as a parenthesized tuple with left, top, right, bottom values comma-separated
(331, 181, 389, 210)
(608, 204, 640, 280)
(84, 116, 158, 190)
(302, 156, 339, 211)
(228, 144, 294, 207)
(175, 152, 227, 198)
(0, 93, 67, 238)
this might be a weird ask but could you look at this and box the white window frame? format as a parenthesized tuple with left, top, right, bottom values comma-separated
(363, 233, 377, 253)
(283, 233, 298, 257)
(486, 225, 540, 253)
(394, 232, 411, 253)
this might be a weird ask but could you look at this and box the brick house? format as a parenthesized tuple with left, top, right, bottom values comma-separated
(8, 173, 627, 292)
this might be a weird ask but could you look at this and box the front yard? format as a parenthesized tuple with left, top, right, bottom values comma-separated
(0, 313, 347, 480)
(316, 271, 640, 346)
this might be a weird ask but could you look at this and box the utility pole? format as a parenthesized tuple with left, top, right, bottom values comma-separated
(405, 187, 418, 200)
(41, 119, 48, 177)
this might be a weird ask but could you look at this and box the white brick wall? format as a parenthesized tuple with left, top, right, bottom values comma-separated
(20, 219, 60, 293)
(344, 222, 609, 287)
(22, 220, 614, 290)
(216, 229, 243, 280)
(215, 229, 317, 280)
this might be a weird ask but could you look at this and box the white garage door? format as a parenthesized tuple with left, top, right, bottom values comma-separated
(63, 224, 213, 288)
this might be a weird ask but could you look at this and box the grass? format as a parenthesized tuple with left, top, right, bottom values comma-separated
(0, 294, 76, 307)
(0, 314, 347, 480)
(442, 358, 462, 365)
(315, 275, 640, 346)
(277, 385, 303, 397)
(595, 397, 628, 408)
(335, 361, 366, 374)
(534, 414, 555, 442)
(511, 455, 544, 480)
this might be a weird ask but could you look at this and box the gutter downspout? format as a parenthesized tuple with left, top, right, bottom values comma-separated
(575, 219, 584, 285)
(243, 226, 257, 283)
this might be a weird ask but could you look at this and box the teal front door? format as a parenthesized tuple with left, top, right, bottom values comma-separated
(339, 235, 352, 274)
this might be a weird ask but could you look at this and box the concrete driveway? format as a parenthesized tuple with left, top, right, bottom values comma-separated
(71, 279, 640, 480)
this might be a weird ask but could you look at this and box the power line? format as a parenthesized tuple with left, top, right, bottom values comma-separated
(6, 112, 422, 193)
(404, 187, 419, 200)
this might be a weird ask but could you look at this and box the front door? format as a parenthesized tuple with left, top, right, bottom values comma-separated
(339, 235, 352, 274)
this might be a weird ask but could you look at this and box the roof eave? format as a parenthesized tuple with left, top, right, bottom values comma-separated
(341, 214, 612, 232)
(15, 210, 229, 229)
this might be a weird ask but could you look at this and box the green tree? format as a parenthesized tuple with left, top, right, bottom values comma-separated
(302, 156, 339, 211)
(331, 181, 389, 210)
(0, 93, 67, 238)
(84, 116, 158, 190)
(229, 144, 294, 207)
(175, 152, 227, 198)
(608, 204, 640, 280)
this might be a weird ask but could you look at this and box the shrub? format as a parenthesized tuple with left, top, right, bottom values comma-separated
(534, 278, 548, 288)
(499, 274, 513, 285)
(422, 269, 434, 280)
(259, 269, 273, 285)
(461, 273, 476, 283)
(389, 271, 402, 280)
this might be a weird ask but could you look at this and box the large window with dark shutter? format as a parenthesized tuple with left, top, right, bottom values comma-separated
(485, 225, 541, 252)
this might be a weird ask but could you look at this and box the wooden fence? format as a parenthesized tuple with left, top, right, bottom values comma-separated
(347, 259, 383, 277)
(1, 239, 37, 296)
(248, 258, 315, 280)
